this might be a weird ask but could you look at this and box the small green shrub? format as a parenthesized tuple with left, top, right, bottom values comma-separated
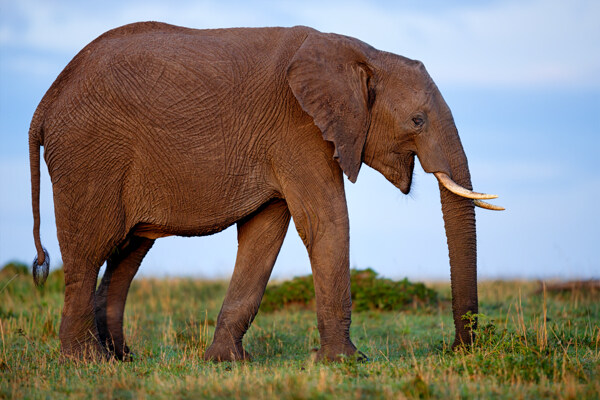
(350, 268, 438, 311)
(457, 312, 585, 383)
(0, 261, 29, 277)
(260, 274, 315, 312)
(260, 268, 438, 312)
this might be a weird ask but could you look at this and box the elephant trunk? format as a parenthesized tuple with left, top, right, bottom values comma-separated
(437, 155, 479, 347)
(417, 127, 480, 346)
(414, 88, 503, 346)
(432, 119, 503, 345)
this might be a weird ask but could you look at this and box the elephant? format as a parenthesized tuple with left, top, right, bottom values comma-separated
(29, 22, 503, 362)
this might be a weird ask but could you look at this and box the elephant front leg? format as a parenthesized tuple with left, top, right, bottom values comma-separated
(204, 199, 291, 362)
(287, 192, 359, 361)
(305, 223, 358, 361)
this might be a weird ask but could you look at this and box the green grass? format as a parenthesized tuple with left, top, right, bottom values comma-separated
(1, 264, 598, 399)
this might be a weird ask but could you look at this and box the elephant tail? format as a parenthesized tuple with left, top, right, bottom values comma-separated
(29, 111, 50, 286)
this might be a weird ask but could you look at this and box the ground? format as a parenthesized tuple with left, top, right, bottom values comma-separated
(1, 266, 598, 399)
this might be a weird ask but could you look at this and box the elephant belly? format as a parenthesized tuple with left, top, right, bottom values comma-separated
(131, 223, 174, 239)
(130, 220, 238, 239)
(126, 175, 280, 240)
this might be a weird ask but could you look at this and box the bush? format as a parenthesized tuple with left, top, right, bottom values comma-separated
(260, 268, 438, 312)
(0, 261, 65, 295)
(350, 268, 438, 311)
(0, 261, 29, 277)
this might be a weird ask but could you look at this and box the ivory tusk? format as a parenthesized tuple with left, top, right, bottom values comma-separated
(434, 172, 498, 200)
(473, 199, 505, 211)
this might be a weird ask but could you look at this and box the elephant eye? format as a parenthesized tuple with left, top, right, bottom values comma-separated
(412, 116, 424, 128)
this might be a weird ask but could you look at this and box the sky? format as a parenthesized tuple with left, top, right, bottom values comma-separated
(1, 0, 599, 281)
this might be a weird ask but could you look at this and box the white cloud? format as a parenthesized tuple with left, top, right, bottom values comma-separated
(2, 0, 599, 88)
(318, 0, 600, 89)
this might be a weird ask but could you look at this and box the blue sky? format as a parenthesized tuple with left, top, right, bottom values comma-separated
(1, 0, 599, 280)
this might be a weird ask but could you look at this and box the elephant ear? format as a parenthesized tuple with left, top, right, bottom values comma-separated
(286, 33, 374, 183)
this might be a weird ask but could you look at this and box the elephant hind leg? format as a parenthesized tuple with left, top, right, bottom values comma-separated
(95, 236, 154, 360)
(59, 249, 107, 360)
(204, 199, 291, 362)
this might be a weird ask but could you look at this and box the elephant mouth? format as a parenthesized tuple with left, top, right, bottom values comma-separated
(397, 152, 415, 195)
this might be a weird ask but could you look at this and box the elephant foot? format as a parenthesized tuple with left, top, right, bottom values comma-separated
(312, 342, 368, 362)
(60, 339, 109, 363)
(106, 343, 134, 362)
(103, 340, 134, 362)
(204, 341, 252, 362)
(120, 345, 135, 362)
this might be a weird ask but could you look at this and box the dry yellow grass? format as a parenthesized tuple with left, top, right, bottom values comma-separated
(1, 266, 598, 399)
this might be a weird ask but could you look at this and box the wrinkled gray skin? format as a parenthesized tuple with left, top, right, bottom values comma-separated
(30, 22, 482, 361)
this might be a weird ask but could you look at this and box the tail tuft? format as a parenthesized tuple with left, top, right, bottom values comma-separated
(32, 248, 50, 287)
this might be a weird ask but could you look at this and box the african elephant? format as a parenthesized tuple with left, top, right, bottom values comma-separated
(29, 22, 502, 362)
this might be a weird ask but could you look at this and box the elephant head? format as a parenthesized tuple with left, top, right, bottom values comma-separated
(287, 32, 503, 346)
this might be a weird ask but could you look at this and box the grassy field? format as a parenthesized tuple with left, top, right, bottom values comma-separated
(1, 264, 598, 399)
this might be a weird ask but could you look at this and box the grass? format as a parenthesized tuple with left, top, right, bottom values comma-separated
(1, 263, 599, 399)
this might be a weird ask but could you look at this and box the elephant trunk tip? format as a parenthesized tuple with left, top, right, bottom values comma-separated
(32, 247, 50, 287)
